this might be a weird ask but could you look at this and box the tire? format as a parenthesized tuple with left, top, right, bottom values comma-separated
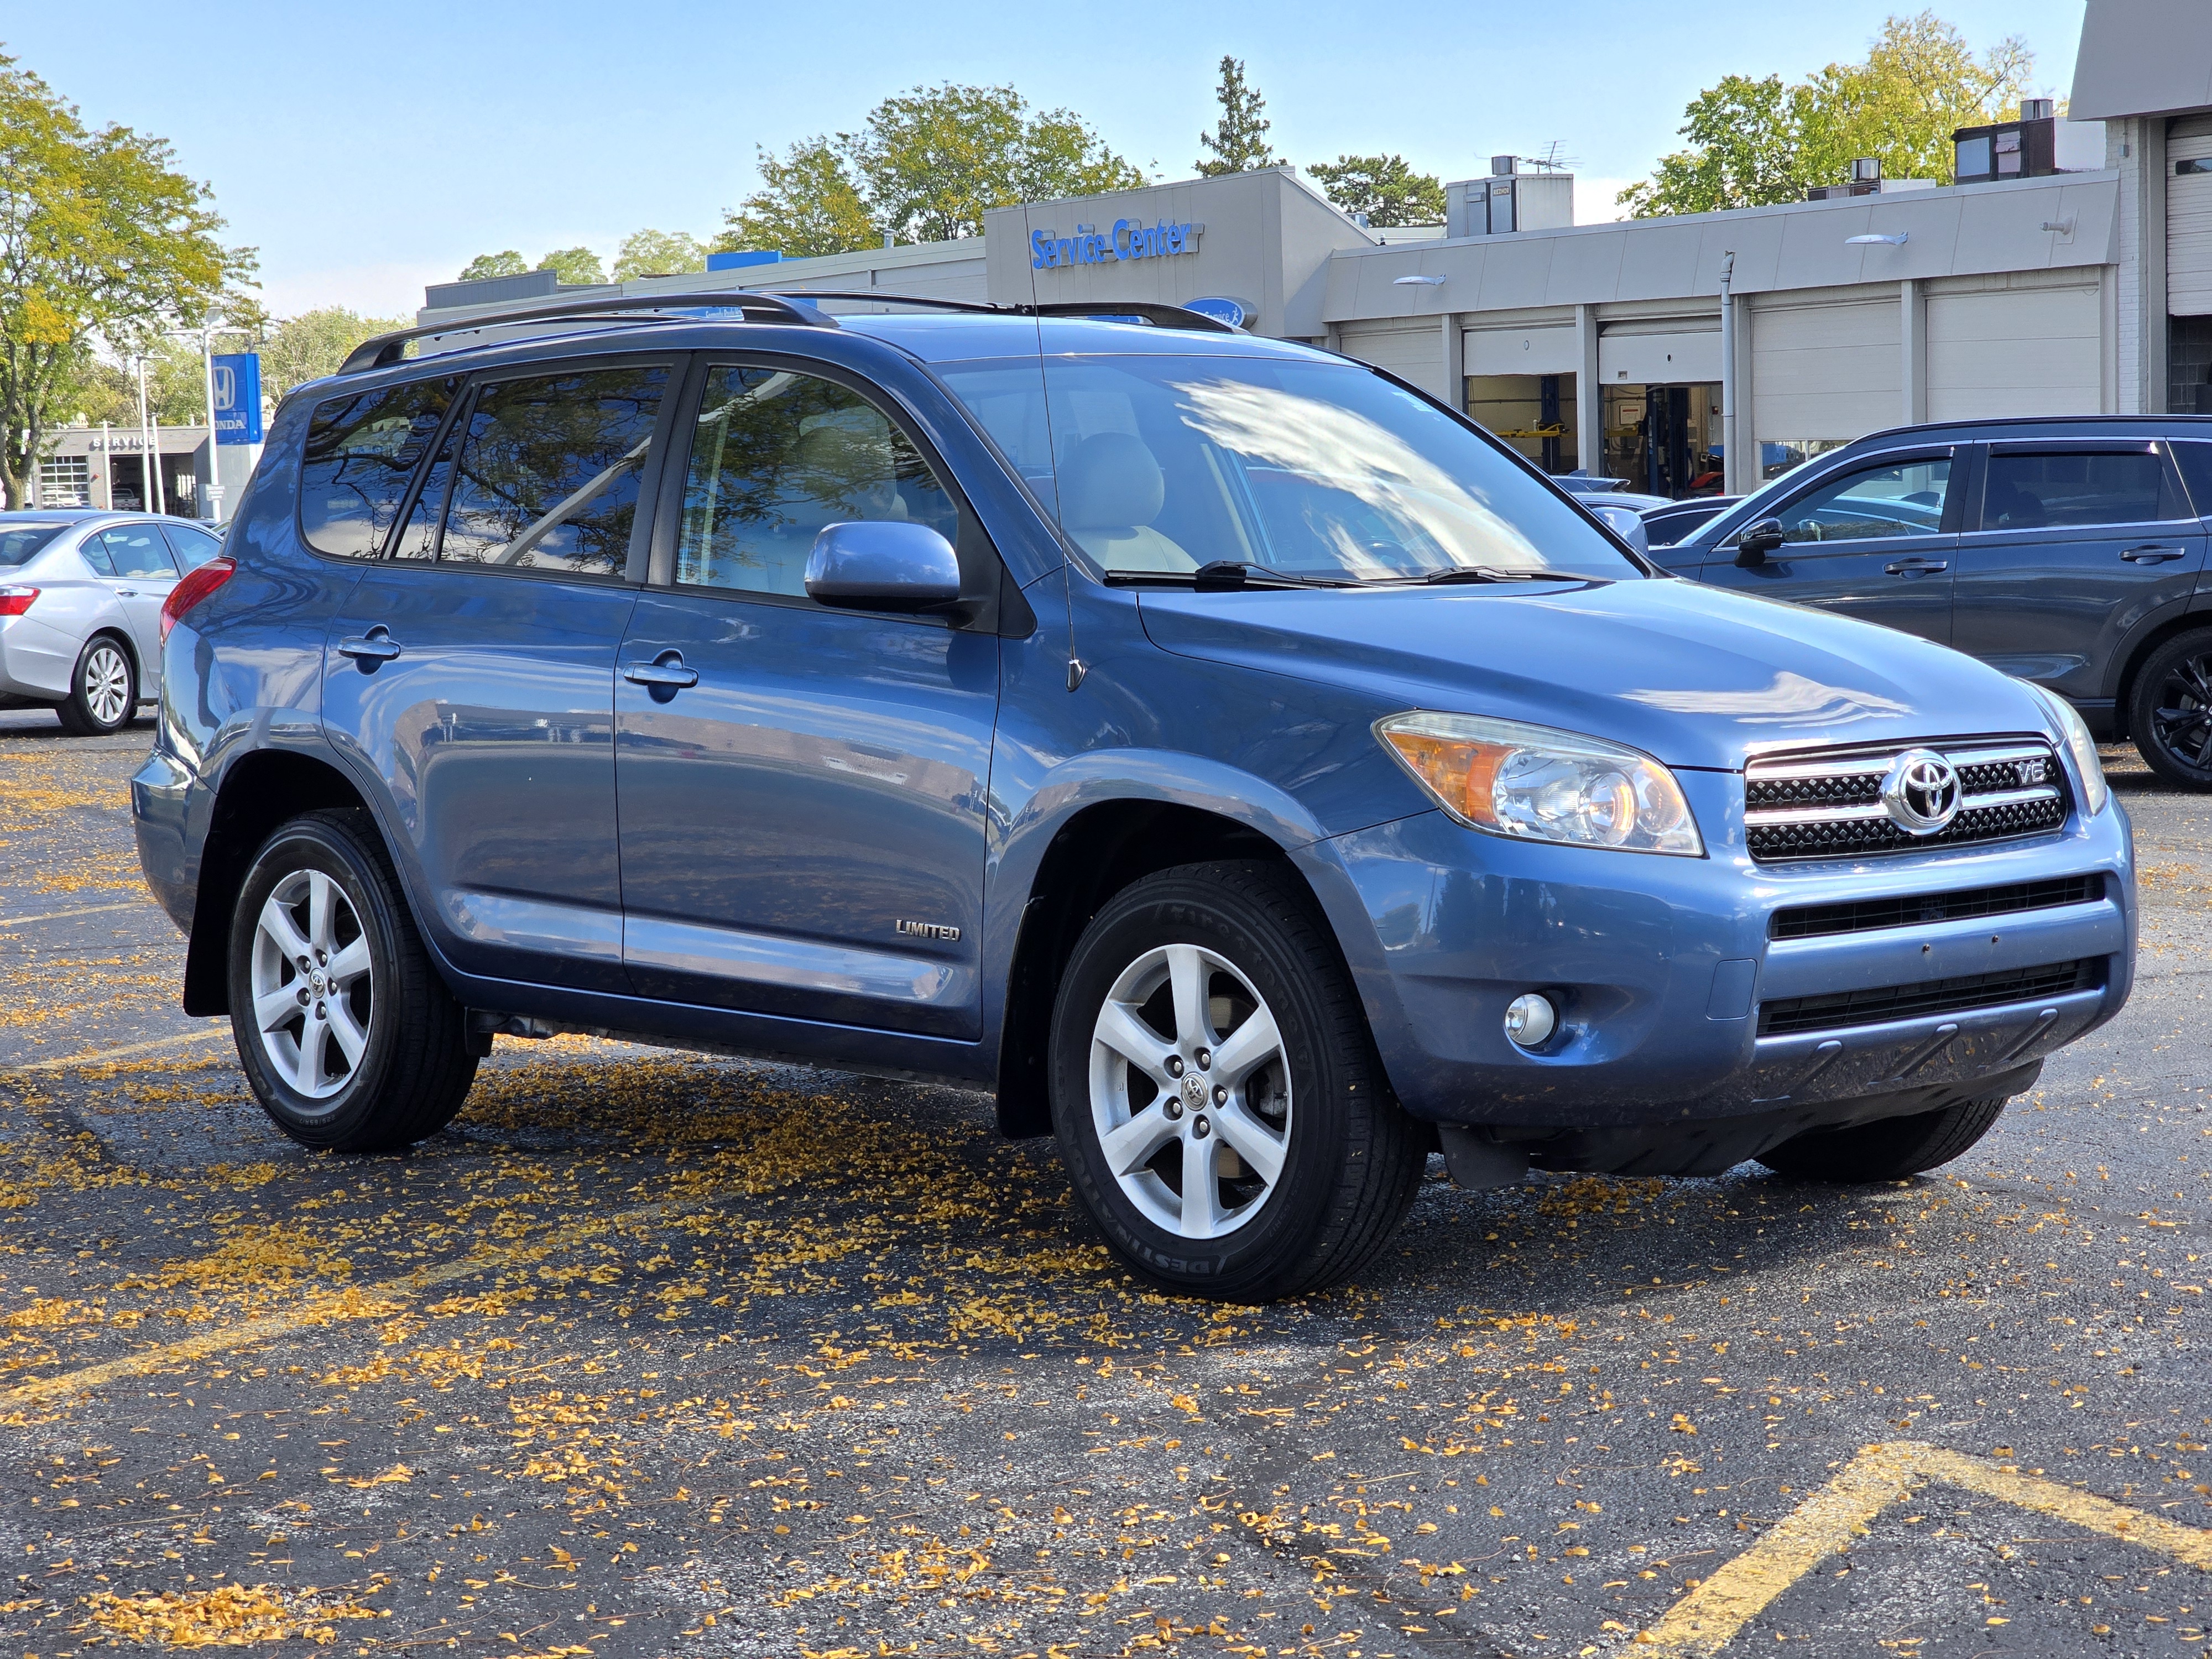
(226, 809, 477, 1152)
(1756, 1093, 2010, 1183)
(2129, 628, 2212, 789)
(1048, 860, 1427, 1302)
(54, 634, 135, 736)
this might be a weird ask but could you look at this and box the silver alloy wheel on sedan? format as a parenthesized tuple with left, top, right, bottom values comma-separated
(249, 869, 374, 1100)
(81, 641, 131, 728)
(1088, 942, 1292, 1240)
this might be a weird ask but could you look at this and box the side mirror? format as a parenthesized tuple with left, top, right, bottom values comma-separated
(805, 520, 962, 612)
(1587, 503, 1648, 556)
(1733, 517, 1785, 568)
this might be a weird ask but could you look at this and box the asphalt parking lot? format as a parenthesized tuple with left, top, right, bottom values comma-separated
(2, 704, 2209, 1659)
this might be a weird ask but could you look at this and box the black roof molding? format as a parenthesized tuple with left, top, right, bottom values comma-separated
(337, 290, 837, 377)
(755, 290, 1243, 333)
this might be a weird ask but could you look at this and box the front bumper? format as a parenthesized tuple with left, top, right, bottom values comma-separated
(1331, 767, 2134, 1139)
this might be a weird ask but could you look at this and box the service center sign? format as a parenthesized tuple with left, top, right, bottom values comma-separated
(1032, 218, 1203, 270)
(212, 353, 262, 446)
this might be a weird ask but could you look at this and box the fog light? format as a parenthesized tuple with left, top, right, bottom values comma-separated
(1503, 993, 1557, 1049)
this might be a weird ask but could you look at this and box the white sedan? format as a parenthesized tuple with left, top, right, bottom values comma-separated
(0, 511, 226, 735)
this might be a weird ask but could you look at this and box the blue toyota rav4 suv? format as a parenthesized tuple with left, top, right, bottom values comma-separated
(133, 291, 2136, 1302)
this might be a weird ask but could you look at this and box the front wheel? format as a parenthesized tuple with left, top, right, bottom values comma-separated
(55, 634, 135, 735)
(226, 809, 477, 1152)
(1048, 861, 1427, 1302)
(2130, 628, 2212, 788)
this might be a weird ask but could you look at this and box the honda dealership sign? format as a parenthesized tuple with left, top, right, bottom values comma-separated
(212, 353, 263, 446)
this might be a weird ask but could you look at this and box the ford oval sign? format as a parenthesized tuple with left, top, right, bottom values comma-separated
(1183, 296, 1248, 328)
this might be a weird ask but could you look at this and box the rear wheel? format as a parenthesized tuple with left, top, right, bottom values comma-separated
(1048, 861, 1427, 1302)
(2130, 628, 2212, 789)
(55, 634, 135, 736)
(1756, 1093, 2010, 1182)
(226, 809, 477, 1152)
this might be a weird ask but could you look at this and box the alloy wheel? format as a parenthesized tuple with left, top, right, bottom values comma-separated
(249, 869, 374, 1100)
(1087, 942, 1292, 1240)
(82, 643, 131, 728)
(2149, 648, 2212, 774)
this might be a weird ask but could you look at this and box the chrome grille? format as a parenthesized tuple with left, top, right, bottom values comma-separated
(1744, 739, 2068, 863)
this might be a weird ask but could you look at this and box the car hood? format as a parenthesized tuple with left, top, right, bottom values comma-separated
(1135, 576, 2054, 773)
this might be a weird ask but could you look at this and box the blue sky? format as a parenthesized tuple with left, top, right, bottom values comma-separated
(4, 1, 2093, 320)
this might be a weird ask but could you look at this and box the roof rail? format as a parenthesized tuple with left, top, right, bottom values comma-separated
(761, 289, 1241, 334)
(1024, 300, 1241, 333)
(336, 289, 836, 377)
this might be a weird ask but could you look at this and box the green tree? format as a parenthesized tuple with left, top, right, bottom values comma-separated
(719, 137, 878, 258)
(535, 246, 607, 285)
(0, 53, 248, 507)
(721, 86, 1144, 254)
(842, 84, 1145, 243)
(458, 249, 527, 281)
(253, 306, 412, 399)
(1307, 154, 1446, 226)
(612, 228, 707, 280)
(1196, 56, 1282, 176)
(1616, 74, 1810, 216)
(1620, 12, 2039, 217)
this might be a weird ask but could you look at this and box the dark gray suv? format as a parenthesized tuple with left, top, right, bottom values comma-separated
(1662, 417, 2212, 787)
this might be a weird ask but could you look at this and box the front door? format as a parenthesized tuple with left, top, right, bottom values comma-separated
(92, 523, 180, 667)
(1701, 449, 1960, 644)
(320, 358, 673, 992)
(614, 361, 1000, 1040)
(1953, 441, 2209, 703)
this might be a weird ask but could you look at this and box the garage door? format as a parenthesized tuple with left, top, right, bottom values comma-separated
(2170, 114, 2212, 316)
(1926, 285, 2101, 420)
(1465, 325, 1577, 377)
(1751, 300, 1901, 442)
(1598, 319, 1720, 384)
(1337, 320, 1447, 400)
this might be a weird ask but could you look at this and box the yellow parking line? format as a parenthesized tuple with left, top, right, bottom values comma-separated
(0, 1028, 228, 1076)
(1635, 1440, 2212, 1654)
(0, 901, 146, 929)
(0, 1204, 677, 1411)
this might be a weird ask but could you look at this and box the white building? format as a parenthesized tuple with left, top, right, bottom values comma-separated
(418, 0, 2210, 502)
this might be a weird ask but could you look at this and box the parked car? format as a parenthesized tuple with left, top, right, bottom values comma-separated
(134, 294, 2135, 1302)
(1641, 494, 1740, 547)
(0, 510, 226, 734)
(1663, 418, 2212, 787)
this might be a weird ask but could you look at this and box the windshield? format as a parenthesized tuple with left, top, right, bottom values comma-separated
(0, 523, 70, 567)
(934, 354, 1641, 583)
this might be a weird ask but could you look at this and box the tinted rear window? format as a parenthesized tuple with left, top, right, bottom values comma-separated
(0, 523, 69, 567)
(300, 378, 461, 558)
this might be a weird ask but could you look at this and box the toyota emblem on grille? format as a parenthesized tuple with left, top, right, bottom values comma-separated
(1880, 749, 1962, 834)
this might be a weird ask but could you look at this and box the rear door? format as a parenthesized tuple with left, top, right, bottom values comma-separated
(1699, 448, 1960, 643)
(613, 357, 1001, 1039)
(95, 523, 180, 666)
(319, 358, 675, 992)
(1952, 440, 2207, 703)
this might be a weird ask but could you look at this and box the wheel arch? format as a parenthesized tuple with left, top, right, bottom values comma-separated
(994, 798, 1333, 1139)
(182, 749, 374, 1016)
(2111, 603, 2212, 740)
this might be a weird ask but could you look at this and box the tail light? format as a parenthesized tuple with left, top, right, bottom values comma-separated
(160, 556, 236, 643)
(0, 586, 36, 617)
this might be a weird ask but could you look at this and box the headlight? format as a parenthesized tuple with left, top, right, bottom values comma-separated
(1376, 711, 1704, 856)
(2023, 681, 2109, 816)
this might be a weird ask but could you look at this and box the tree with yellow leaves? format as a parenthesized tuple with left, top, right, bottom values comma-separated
(0, 51, 249, 507)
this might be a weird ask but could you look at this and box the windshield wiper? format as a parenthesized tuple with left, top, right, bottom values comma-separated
(1104, 560, 1352, 590)
(1412, 565, 1579, 585)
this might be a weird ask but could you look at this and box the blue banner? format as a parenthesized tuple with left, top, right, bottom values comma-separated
(212, 353, 262, 446)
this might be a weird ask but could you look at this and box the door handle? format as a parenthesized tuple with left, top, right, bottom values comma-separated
(622, 653, 699, 690)
(2121, 544, 2186, 563)
(337, 625, 403, 665)
(113, 588, 138, 598)
(1882, 558, 1949, 576)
